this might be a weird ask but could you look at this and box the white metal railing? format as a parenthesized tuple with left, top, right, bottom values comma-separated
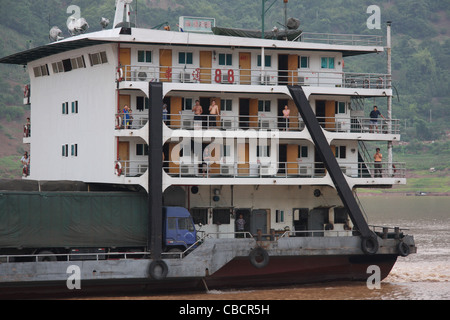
(116, 112, 400, 134)
(298, 32, 383, 46)
(116, 160, 148, 177)
(118, 65, 391, 89)
(163, 161, 406, 179)
(115, 112, 148, 129)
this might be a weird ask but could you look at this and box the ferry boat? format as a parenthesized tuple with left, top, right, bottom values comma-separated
(0, 0, 416, 296)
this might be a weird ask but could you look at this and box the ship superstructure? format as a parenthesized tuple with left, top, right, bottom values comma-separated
(0, 1, 415, 294)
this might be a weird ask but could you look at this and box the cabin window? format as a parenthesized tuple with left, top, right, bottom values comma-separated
(275, 210, 284, 223)
(257, 145, 270, 157)
(71, 101, 78, 114)
(62, 102, 69, 115)
(213, 208, 231, 224)
(258, 100, 271, 112)
(182, 98, 193, 110)
(52, 61, 64, 73)
(298, 145, 308, 158)
(71, 144, 78, 157)
(136, 144, 149, 156)
(220, 99, 232, 111)
(178, 52, 193, 64)
(136, 96, 149, 111)
(190, 208, 208, 225)
(333, 145, 347, 159)
(335, 101, 346, 114)
(62, 144, 69, 157)
(257, 55, 272, 67)
(89, 51, 108, 66)
(138, 50, 152, 63)
(299, 56, 309, 69)
(218, 53, 232, 66)
(33, 64, 49, 77)
(321, 57, 335, 69)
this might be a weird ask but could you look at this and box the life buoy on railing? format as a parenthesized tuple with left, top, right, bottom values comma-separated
(148, 260, 168, 280)
(23, 85, 30, 98)
(116, 67, 124, 82)
(397, 241, 410, 257)
(249, 247, 269, 269)
(115, 161, 122, 176)
(361, 236, 379, 255)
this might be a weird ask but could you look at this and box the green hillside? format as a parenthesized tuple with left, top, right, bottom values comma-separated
(0, 0, 449, 186)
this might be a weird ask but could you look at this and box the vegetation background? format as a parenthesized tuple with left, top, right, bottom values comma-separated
(0, 0, 448, 193)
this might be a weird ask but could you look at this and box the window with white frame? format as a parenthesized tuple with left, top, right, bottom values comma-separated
(220, 99, 232, 111)
(321, 57, 335, 69)
(136, 144, 149, 156)
(299, 56, 309, 69)
(62, 144, 69, 157)
(257, 55, 272, 67)
(71, 144, 78, 157)
(298, 145, 308, 158)
(178, 52, 193, 64)
(88, 51, 108, 66)
(258, 100, 271, 112)
(335, 101, 346, 114)
(333, 145, 347, 159)
(182, 98, 193, 110)
(218, 53, 232, 66)
(138, 50, 152, 63)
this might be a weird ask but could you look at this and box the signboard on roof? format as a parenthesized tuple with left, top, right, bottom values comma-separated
(178, 16, 215, 33)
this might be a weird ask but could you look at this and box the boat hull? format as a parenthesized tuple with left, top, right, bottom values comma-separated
(0, 254, 397, 298)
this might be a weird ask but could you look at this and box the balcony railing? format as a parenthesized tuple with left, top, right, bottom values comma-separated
(115, 112, 400, 135)
(163, 161, 405, 179)
(118, 65, 391, 89)
(116, 160, 148, 177)
(298, 32, 383, 46)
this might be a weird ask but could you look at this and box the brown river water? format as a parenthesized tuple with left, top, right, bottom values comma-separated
(77, 196, 450, 302)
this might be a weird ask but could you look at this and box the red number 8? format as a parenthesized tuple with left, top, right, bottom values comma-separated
(215, 69, 222, 83)
(228, 69, 234, 84)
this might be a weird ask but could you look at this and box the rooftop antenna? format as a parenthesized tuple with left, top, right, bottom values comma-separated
(114, 0, 133, 28)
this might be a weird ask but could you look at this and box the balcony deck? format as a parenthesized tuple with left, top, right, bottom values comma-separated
(119, 65, 391, 90)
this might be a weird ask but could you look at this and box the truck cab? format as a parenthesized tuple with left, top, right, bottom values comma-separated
(163, 207, 197, 252)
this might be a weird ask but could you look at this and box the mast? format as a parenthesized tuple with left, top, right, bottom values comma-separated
(386, 21, 393, 176)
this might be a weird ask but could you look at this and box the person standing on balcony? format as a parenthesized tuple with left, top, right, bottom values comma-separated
(236, 214, 246, 238)
(122, 105, 130, 129)
(374, 148, 383, 177)
(193, 100, 203, 128)
(369, 106, 386, 133)
(282, 105, 290, 131)
(209, 99, 220, 128)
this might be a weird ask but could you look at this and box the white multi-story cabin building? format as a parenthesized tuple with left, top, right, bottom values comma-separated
(3, 3, 404, 238)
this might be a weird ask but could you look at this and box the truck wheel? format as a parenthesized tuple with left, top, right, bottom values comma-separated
(148, 260, 168, 280)
(37, 250, 57, 262)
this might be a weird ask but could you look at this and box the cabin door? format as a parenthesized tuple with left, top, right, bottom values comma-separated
(170, 96, 182, 128)
(288, 54, 299, 85)
(118, 141, 130, 175)
(239, 52, 251, 84)
(251, 209, 268, 235)
(200, 51, 212, 83)
(119, 48, 131, 80)
(160, 49, 172, 82)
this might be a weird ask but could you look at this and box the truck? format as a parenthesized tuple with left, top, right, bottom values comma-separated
(0, 191, 197, 261)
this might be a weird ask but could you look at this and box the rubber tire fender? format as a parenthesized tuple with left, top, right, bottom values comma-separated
(249, 247, 269, 269)
(397, 241, 410, 257)
(361, 236, 379, 255)
(148, 260, 168, 280)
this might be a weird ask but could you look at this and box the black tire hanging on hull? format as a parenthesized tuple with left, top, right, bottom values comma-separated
(148, 260, 169, 280)
(249, 247, 269, 269)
